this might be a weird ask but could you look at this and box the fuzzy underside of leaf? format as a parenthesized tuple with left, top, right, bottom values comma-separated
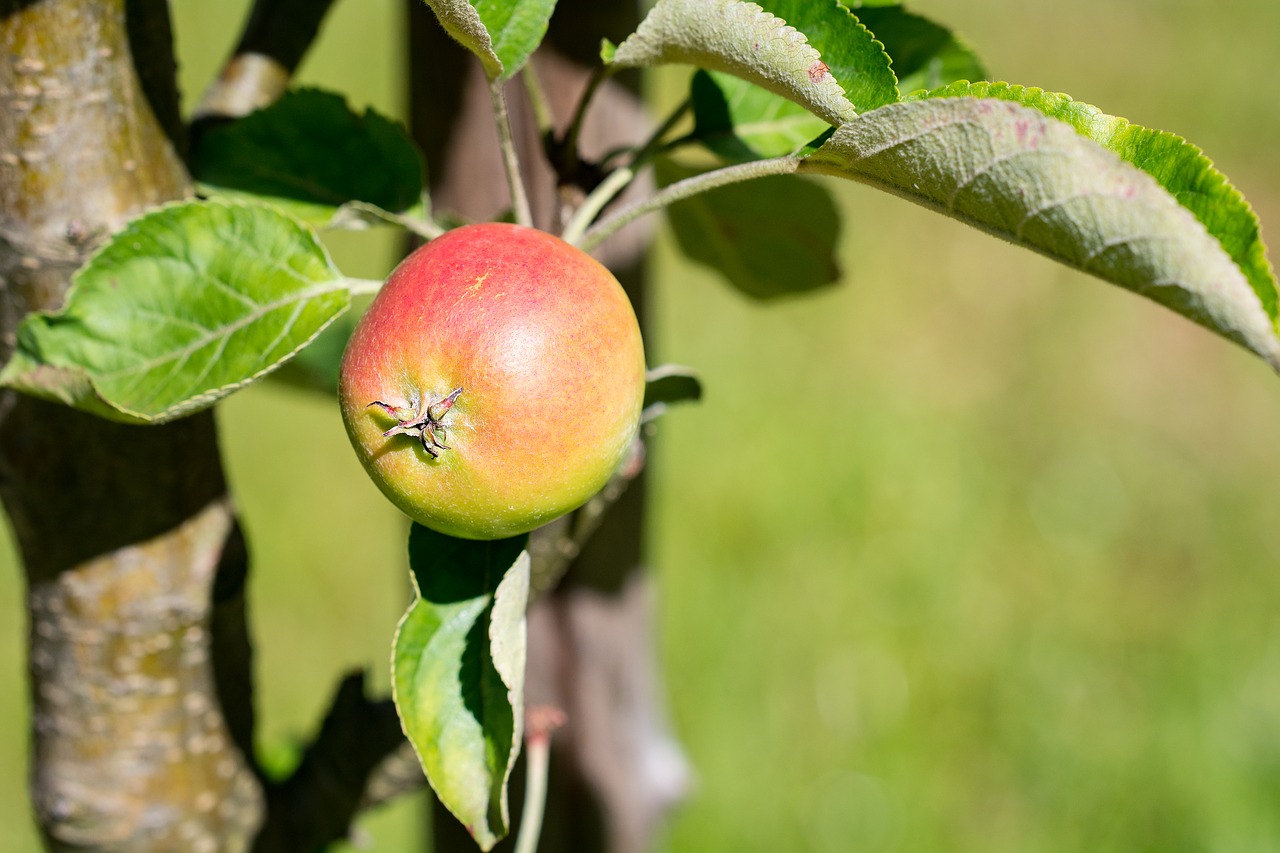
(612, 0, 858, 126)
(422, 0, 503, 78)
(800, 97, 1280, 371)
(754, 0, 898, 112)
(917, 81, 1277, 322)
(421, 0, 556, 81)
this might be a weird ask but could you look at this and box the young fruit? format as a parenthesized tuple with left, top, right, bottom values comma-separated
(339, 222, 646, 540)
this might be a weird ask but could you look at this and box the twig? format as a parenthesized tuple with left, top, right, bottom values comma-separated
(561, 97, 693, 242)
(557, 66, 609, 179)
(251, 673, 410, 852)
(630, 97, 692, 168)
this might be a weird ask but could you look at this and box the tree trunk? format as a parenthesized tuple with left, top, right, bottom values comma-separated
(0, 1, 261, 849)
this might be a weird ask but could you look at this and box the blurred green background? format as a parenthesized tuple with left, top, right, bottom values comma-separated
(3, 1, 1280, 850)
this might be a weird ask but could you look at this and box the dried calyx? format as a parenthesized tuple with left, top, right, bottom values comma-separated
(367, 387, 464, 458)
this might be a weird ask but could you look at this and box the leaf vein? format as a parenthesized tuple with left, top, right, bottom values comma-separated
(96, 280, 344, 382)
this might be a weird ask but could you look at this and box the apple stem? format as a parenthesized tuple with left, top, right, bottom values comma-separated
(574, 155, 802, 252)
(490, 79, 534, 228)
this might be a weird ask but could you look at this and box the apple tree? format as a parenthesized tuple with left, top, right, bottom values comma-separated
(1, 0, 1276, 851)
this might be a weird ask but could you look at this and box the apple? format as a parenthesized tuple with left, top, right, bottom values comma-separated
(339, 222, 646, 540)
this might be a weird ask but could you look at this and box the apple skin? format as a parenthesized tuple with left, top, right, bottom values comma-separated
(339, 222, 646, 540)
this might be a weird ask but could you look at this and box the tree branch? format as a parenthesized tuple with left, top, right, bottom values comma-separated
(251, 673, 411, 852)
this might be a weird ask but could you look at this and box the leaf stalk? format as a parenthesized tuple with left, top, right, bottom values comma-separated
(576, 155, 802, 251)
(490, 80, 534, 228)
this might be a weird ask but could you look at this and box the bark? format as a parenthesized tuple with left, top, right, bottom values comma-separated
(407, 2, 691, 850)
(0, 1, 261, 850)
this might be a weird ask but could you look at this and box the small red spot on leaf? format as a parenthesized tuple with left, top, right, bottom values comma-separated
(808, 60, 831, 82)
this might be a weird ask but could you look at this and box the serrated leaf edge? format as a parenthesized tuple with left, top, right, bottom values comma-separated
(799, 97, 1280, 370)
(0, 198, 352, 424)
(915, 80, 1279, 325)
(612, 0, 859, 126)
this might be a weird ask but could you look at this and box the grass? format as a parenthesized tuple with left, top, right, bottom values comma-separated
(2, 1, 1280, 851)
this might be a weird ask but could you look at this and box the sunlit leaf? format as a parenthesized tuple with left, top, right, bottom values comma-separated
(393, 526, 529, 851)
(421, 0, 556, 81)
(755, 0, 897, 111)
(800, 98, 1280, 370)
(611, 0, 858, 126)
(918, 81, 1277, 321)
(0, 200, 352, 423)
(691, 70, 832, 162)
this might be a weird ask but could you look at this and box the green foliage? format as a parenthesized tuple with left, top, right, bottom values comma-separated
(4, 4, 1278, 851)
(658, 161, 841, 299)
(753, 0, 898, 111)
(848, 3, 987, 94)
(918, 81, 1277, 320)
(0, 200, 352, 423)
(194, 88, 424, 226)
(800, 98, 1280, 369)
(420, 0, 556, 81)
(611, 0, 859, 126)
(691, 71, 832, 162)
(394, 526, 529, 851)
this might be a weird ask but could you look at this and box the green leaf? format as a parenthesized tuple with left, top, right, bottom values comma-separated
(799, 98, 1280, 370)
(917, 81, 1277, 322)
(268, 311, 356, 395)
(421, 0, 502, 78)
(754, 0, 897, 112)
(394, 526, 529, 852)
(0, 200, 352, 423)
(422, 0, 556, 81)
(658, 159, 841, 299)
(643, 364, 703, 423)
(194, 88, 425, 226)
(691, 70, 832, 162)
(848, 4, 987, 95)
(611, 0, 858, 126)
